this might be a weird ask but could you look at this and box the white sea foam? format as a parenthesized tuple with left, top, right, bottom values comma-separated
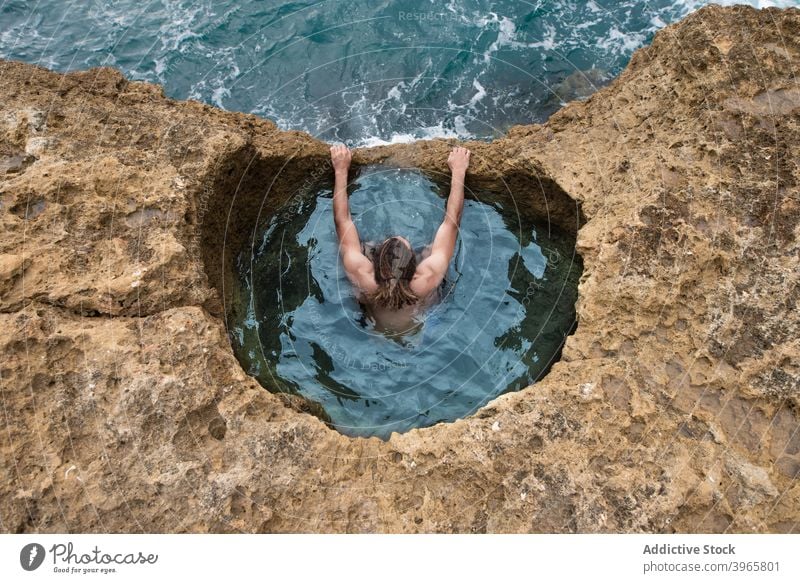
(153, 57, 166, 76)
(468, 78, 487, 108)
(355, 122, 472, 148)
(453, 115, 470, 136)
(586, 1, 602, 14)
(650, 15, 668, 29)
(473, 12, 522, 63)
(387, 83, 403, 101)
(525, 23, 558, 51)
(597, 27, 647, 56)
(157, 2, 203, 53)
(211, 85, 231, 109)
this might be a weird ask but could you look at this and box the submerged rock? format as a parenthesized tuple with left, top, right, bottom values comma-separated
(0, 5, 798, 532)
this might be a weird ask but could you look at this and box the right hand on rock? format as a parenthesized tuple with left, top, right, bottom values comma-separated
(331, 144, 351, 174)
(448, 146, 470, 174)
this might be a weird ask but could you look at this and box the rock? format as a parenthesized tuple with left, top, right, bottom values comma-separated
(0, 5, 798, 533)
(725, 454, 779, 510)
(0, 253, 31, 297)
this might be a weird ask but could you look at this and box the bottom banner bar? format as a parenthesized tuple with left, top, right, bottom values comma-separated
(1, 534, 797, 582)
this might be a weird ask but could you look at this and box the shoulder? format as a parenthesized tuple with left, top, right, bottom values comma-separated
(356, 274, 378, 295)
(410, 262, 441, 297)
(342, 248, 372, 271)
(340, 249, 376, 291)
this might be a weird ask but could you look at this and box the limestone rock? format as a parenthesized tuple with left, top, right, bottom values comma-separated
(0, 5, 798, 532)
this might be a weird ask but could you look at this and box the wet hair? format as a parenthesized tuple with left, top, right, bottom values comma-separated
(364, 236, 419, 309)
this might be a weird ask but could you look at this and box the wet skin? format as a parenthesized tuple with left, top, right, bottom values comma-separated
(330, 144, 470, 336)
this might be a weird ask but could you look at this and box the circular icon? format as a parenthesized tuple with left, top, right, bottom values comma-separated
(20, 543, 46, 571)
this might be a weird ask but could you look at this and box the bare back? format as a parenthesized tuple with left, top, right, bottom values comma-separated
(331, 144, 470, 338)
(358, 242, 441, 336)
(371, 292, 443, 337)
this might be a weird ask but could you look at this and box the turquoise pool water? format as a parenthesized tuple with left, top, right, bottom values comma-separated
(230, 166, 582, 438)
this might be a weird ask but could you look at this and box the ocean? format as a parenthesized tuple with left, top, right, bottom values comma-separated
(2, 0, 796, 146)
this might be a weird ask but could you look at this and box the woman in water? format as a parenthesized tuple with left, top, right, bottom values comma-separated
(330, 144, 470, 337)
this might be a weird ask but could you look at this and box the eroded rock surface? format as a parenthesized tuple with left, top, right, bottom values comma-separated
(1, 5, 798, 532)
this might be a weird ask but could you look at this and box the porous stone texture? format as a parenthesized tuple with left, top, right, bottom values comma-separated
(1, 5, 798, 533)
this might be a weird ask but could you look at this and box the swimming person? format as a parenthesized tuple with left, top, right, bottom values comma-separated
(330, 144, 471, 337)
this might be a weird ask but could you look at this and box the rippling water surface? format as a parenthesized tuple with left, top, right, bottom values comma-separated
(230, 167, 582, 438)
(2, 0, 795, 144)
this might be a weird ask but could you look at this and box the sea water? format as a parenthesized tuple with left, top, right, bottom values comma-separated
(2, 0, 796, 145)
(231, 167, 582, 438)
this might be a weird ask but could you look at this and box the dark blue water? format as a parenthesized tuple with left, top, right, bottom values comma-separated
(1, 0, 793, 145)
(231, 167, 582, 438)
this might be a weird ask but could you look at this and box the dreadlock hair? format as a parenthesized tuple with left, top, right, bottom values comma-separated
(364, 236, 419, 310)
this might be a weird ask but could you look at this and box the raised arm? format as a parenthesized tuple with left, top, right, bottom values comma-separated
(411, 146, 470, 296)
(330, 144, 375, 292)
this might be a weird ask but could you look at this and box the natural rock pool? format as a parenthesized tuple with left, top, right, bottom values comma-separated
(230, 165, 582, 438)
